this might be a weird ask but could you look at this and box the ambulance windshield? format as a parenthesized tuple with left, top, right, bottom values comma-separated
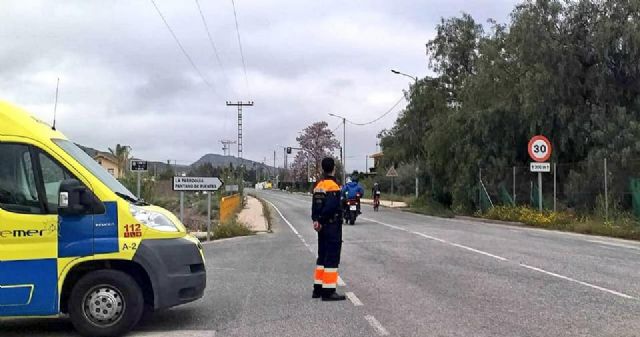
(52, 139, 138, 202)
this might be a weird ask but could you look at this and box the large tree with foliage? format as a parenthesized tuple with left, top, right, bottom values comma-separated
(381, 0, 640, 211)
(108, 144, 131, 176)
(290, 121, 340, 182)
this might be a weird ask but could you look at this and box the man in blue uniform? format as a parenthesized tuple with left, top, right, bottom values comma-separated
(311, 157, 346, 301)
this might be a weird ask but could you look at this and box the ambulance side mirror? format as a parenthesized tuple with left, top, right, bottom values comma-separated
(58, 179, 105, 216)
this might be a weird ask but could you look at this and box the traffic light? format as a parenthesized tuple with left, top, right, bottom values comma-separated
(286, 147, 292, 154)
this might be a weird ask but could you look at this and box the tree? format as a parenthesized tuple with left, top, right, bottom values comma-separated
(380, 0, 640, 211)
(108, 144, 131, 177)
(291, 121, 341, 182)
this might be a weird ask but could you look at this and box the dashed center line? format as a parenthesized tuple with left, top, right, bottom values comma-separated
(519, 263, 634, 299)
(345, 291, 363, 306)
(363, 216, 635, 300)
(365, 315, 390, 336)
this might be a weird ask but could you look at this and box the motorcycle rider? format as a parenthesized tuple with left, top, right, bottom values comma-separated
(341, 173, 364, 214)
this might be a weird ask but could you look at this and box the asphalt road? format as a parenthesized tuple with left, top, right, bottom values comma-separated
(3, 189, 640, 336)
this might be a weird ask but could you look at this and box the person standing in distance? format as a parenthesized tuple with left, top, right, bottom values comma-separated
(311, 157, 346, 301)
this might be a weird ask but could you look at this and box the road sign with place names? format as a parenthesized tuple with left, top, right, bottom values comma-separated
(530, 162, 551, 173)
(173, 176, 223, 191)
(130, 160, 148, 172)
(386, 167, 399, 177)
(225, 184, 239, 192)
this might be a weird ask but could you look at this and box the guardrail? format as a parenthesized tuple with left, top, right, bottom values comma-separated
(220, 193, 241, 224)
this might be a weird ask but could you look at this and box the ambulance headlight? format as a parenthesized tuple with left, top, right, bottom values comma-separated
(129, 205, 178, 232)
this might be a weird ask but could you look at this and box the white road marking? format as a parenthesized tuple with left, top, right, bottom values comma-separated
(364, 315, 390, 336)
(132, 331, 216, 337)
(364, 217, 506, 261)
(586, 239, 640, 251)
(448, 242, 508, 261)
(411, 231, 446, 243)
(265, 199, 313, 253)
(365, 216, 636, 300)
(345, 291, 363, 306)
(338, 276, 346, 286)
(519, 263, 634, 299)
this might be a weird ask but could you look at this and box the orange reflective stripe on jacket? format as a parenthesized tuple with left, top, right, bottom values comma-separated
(314, 178, 340, 193)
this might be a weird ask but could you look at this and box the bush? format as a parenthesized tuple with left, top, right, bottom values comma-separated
(483, 206, 574, 228)
(213, 219, 253, 240)
(152, 197, 180, 213)
(192, 195, 220, 216)
(482, 206, 640, 240)
(408, 197, 454, 218)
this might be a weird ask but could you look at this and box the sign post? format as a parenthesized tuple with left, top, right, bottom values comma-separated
(528, 135, 552, 211)
(386, 166, 399, 196)
(173, 176, 224, 240)
(130, 160, 148, 199)
(207, 191, 212, 241)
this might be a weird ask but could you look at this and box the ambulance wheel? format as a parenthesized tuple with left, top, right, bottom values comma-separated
(69, 270, 144, 337)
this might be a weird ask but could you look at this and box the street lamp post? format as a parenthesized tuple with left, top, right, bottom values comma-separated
(329, 113, 347, 184)
(391, 69, 420, 199)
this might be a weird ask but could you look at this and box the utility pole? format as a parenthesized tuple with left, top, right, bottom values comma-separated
(225, 101, 254, 159)
(329, 113, 347, 183)
(391, 69, 420, 198)
(274, 150, 278, 188)
(220, 139, 236, 156)
(343, 117, 346, 183)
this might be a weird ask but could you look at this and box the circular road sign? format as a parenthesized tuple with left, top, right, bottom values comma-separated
(528, 135, 552, 162)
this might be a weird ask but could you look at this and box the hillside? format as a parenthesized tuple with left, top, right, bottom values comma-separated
(191, 153, 272, 170)
(76, 144, 268, 173)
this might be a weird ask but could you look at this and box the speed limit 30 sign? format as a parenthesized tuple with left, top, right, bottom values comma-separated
(528, 135, 552, 162)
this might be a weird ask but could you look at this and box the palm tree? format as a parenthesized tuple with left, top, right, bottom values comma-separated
(108, 144, 131, 177)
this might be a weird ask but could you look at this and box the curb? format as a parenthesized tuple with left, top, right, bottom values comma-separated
(454, 216, 526, 227)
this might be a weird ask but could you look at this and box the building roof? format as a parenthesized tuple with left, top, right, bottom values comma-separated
(94, 151, 118, 163)
(369, 152, 384, 159)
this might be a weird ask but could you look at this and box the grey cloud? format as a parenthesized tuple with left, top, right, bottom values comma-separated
(1, 0, 519, 172)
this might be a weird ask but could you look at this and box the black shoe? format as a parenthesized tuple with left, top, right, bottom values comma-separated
(322, 292, 347, 301)
(312, 290, 322, 299)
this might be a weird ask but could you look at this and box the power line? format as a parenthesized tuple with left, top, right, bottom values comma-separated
(230, 0, 250, 93)
(194, 0, 227, 80)
(150, 0, 219, 97)
(346, 95, 406, 126)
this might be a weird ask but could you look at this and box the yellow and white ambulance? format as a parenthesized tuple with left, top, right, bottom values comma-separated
(0, 102, 206, 336)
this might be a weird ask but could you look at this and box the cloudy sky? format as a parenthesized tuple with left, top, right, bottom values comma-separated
(1, 0, 518, 171)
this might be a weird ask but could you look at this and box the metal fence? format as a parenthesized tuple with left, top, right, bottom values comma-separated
(480, 158, 640, 217)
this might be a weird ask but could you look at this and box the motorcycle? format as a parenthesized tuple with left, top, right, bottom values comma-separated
(344, 193, 361, 225)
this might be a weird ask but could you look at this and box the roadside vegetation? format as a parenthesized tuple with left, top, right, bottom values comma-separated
(212, 218, 253, 240)
(354, 1, 640, 241)
(481, 206, 640, 240)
